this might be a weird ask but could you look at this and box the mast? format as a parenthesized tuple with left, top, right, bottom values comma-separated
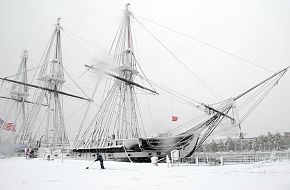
(12, 50, 29, 141)
(235, 66, 288, 137)
(111, 3, 140, 139)
(109, 3, 141, 138)
(75, 4, 146, 148)
(16, 18, 69, 147)
(40, 18, 68, 147)
(0, 50, 29, 143)
(234, 67, 289, 101)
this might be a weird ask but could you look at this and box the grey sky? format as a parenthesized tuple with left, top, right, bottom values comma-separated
(0, 0, 289, 139)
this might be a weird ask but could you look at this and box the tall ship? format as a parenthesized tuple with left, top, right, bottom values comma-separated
(0, 5, 288, 162)
(70, 4, 289, 162)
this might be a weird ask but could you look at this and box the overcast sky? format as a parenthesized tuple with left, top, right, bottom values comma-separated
(0, 0, 289, 139)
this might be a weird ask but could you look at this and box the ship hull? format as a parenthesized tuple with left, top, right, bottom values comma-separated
(71, 134, 199, 162)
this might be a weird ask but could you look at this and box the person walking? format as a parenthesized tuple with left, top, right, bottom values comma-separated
(95, 153, 105, 169)
(24, 146, 29, 160)
(166, 155, 171, 168)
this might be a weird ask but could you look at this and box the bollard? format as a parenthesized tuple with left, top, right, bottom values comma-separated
(150, 156, 158, 166)
(220, 156, 223, 165)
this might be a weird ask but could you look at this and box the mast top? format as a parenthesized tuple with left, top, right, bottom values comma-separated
(125, 3, 130, 10)
(21, 49, 28, 58)
(55, 18, 63, 31)
(125, 3, 131, 16)
(57, 17, 61, 25)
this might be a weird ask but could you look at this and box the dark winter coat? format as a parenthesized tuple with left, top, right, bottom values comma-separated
(95, 154, 103, 162)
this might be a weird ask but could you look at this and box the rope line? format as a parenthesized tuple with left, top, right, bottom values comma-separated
(133, 13, 274, 73)
(132, 16, 221, 100)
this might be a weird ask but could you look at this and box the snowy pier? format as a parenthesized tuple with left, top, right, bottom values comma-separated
(0, 157, 290, 190)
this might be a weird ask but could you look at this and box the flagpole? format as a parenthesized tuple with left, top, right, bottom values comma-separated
(171, 94, 174, 137)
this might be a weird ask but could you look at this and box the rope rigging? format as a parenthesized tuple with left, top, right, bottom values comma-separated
(46, 12, 287, 136)
(4, 63, 46, 80)
(48, 11, 234, 125)
(132, 16, 221, 101)
(239, 74, 284, 123)
(58, 10, 221, 111)
(63, 28, 107, 53)
(74, 5, 153, 148)
(133, 13, 275, 73)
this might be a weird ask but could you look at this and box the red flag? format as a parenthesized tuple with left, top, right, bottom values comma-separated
(1, 122, 16, 132)
(172, 116, 178, 122)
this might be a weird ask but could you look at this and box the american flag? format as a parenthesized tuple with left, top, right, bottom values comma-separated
(172, 116, 178, 122)
(0, 118, 16, 132)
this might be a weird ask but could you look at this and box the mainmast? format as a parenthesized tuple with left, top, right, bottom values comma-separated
(114, 3, 140, 139)
(76, 4, 145, 148)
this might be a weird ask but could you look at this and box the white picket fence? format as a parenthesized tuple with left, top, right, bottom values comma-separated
(181, 151, 290, 165)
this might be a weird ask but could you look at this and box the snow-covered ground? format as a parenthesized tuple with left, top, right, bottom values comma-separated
(0, 157, 289, 190)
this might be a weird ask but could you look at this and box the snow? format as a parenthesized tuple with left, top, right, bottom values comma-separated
(0, 157, 289, 190)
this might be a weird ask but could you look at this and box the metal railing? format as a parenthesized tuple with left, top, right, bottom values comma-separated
(181, 151, 290, 165)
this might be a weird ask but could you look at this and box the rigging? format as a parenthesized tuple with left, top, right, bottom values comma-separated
(133, 13, 274, 73)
